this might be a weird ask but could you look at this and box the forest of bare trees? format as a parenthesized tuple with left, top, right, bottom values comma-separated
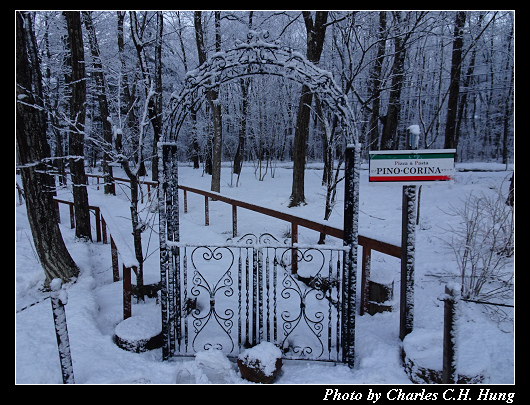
(25, 11, 514, 170)
(17, 11, 514, 263)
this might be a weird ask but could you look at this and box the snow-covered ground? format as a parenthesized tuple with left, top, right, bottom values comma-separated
(15, 162, 514, 384)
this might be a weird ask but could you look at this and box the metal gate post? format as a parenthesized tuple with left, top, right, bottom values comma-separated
(342, 144, 360, 368)
(158, 142, 180, 360)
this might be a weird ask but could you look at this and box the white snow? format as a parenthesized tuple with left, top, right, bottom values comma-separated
(238, 342, 282, 377)
(15, 162, 514, 384)
(407, 124, 420, 135)
(115, 314, 161, 342)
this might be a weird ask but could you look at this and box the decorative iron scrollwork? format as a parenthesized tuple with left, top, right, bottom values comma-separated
(278, 248, 328, 358)
(189, 246, 236, 354)
(228, 232, 288, 246)
(168, 234, 345, 361)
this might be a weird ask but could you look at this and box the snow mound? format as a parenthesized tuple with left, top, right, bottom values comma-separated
(238, 342, 282, 377)
(114, 315, 161, 342)
(175, 349, 239, 384)
(407, 124, 420, 135)
(195, 349, 234, 372)
(402, 328, 442, 372)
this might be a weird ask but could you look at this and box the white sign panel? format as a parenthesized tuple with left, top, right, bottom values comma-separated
(369, 149, 456, 183)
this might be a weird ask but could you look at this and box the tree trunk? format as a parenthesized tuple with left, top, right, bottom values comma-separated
(380, 12, 426, 151)
(210, 100, 223, 193)
(129, 11, 163, 181)
(194, 11, 223, 193)
(233, 78, 248, 177)
(380, 13, 408, 150)
(82, 11, 115, 195)
(501, 18, 514, 165)
(444, 12, 466, 150)
(368, 11, 387, 151)
(63, 11, 91, 241)
(16, 11, 79, 286)
(289, 11, 328, 207)
(43, 16, 67, 187)
(455, 47, 476, 152)
(151, 11, 163, 182)
(175, 12, 200, 169)
(209, 12, 223, 193)
(117, 11, 139, 144)
(114, 133, 145, 301)
(193, 11, 211, 175)
(127, 167, 145, 301)
(233, 12, 253, 178)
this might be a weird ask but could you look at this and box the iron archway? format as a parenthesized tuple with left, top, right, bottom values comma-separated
(163, 30, 357, 144)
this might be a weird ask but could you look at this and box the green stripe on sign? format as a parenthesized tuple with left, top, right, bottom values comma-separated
(370, 153, 454, 160)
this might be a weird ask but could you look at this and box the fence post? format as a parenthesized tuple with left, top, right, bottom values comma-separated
(291, 222, 298, 274)
(69, 203, 75, 229)
(342, 144, 360, 368)
(50, 279, 75, 384)
(205, 195, 209, 226)
(360, 245, 372, 316)
(232, 204, 238, 238)
(399, 185, 417, 341)
(55, 200, 61, 223)
(101, 215, 107, 244)
(123, 264, 132, 319)
(111, 236, 119, 282)
(442, 285, 457, 384)
(94, 206, 101, 243)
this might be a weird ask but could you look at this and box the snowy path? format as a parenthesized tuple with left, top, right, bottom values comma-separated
(16, 164, 514, 383)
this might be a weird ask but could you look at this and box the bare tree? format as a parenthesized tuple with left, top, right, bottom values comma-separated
(289, 11, 328, 207)
(194, 11, 223, 193)
(233, 11, 253, 178)
(16, 11, 79, 286)
(380, 12, 427, 150)
(368, 11, 387, 151)
(443, 183, 514, 302)
(82, 11, 115, 195)
(116, 11, 140, 153)
(129, 11, 164, 180)
(444, 12, 466, 150)
(63, 11, 91, 240)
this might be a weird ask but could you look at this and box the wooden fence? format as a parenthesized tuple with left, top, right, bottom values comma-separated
(53, 197, 138, 320)
(60, 172, 402, 317)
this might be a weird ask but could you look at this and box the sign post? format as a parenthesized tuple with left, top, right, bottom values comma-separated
(369, 147, 455, 341)
(400, 184, 416, 340)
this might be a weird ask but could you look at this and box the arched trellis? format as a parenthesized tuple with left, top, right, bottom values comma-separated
(163, 30, 357, 144)
(158, 31, 360, 367)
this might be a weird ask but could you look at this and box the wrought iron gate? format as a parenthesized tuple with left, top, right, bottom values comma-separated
(162, 233, 349, 362)
(158, 34, 361, 367)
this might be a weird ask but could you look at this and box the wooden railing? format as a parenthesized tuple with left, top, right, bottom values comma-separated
(84, 173, 157, 201)
(69, 172, 402, 316)
(53, 197, 138, 320)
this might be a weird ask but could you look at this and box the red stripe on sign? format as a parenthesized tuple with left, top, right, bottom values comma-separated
(369, 175, 452, 182)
